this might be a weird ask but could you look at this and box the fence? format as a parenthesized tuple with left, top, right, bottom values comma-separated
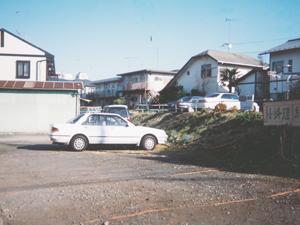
(136, 104, 169, 113)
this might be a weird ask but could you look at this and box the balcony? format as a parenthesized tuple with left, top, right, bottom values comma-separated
(124, 81, 148, 91)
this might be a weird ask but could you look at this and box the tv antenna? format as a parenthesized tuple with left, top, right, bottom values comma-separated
(124, 57, 138, 71)
(15, 10, 27, 36)
(222, 17, 241, 52)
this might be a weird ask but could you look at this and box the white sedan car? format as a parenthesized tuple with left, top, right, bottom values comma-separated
(50, 113, 168, 151)
(195, 93, 241, 110)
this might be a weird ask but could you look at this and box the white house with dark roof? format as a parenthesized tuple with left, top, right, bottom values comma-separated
(0, 28, 56, 81)
(260, 38, 300, 101)
(164, 50, 267, 96)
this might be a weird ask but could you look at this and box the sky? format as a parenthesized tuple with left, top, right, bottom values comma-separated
(1, 0, 300, 81)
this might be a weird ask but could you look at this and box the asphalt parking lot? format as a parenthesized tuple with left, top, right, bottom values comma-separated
(0, 133, 299, 225)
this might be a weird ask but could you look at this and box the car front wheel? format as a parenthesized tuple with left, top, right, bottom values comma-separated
(141, 135, 157, 150)
(70, 135, 88, 151)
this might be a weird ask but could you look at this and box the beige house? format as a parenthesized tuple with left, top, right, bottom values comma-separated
(117, 69, 176, 108)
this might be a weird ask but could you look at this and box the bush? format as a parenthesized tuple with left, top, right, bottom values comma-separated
(237, 111, 263, 126)
(215, 103, 227, 112)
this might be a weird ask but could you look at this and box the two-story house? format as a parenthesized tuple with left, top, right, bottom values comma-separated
(0, 28, 56, 81)
(0, 28, 83, 133)
(92, 77, 123, 106)
(117, 69, 177, 108)
(260, 38, 300, 101)
(164, 50, 267, 97)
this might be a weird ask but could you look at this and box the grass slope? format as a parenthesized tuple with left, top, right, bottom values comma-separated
(132, 109, 300, 179)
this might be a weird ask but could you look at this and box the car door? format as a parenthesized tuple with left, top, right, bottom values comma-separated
(80, 115, 108, 144)
(220, 94, 240, 109)
(103, 115, 139, 144)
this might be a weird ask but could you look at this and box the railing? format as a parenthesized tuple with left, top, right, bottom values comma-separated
(136, 103, 168, 113)
(124, 81, 148, 91)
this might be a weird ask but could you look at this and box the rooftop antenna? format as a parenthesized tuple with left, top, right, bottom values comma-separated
(222, 17, 241, 53)
(15, 10, 27, 36)
(124, 57, 138, 71)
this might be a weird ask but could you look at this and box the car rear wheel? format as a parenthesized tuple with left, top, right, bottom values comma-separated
(70, 135, 88, 151)
(141, 135, 157, 150)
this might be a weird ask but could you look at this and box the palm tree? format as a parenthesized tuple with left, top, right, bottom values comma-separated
(220, 68, 240, 94)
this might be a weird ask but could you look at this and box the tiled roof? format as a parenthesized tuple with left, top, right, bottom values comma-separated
(260, 38, 300, 55)
(0, 80, 83, 90)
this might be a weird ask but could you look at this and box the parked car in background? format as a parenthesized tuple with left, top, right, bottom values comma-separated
(196, 93, 241, 110)
(80, 106, 102, 114)
(50, 113, 168, 151)
(176, 96, 204, 112)
(167, 96, 203, 112)
(102, 105, 132, 121)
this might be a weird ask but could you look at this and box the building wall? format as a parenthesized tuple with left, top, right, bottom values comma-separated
(269, 50, 300, 100)
(0, 55, 47, 81)
(176, 57, 219, 95)
(238, 75, 256, 96)
(270, 50, 300, 72)
(0, 31, 50, 81)
(147, 74, 173, 91)
(0, 90, 78, 133)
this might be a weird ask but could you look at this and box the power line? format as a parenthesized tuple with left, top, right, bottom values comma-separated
(232, 36, 300, 45)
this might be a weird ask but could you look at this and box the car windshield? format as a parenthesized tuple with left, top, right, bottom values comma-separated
(67, 114, 85, 124)
(206, 94, 220, 98)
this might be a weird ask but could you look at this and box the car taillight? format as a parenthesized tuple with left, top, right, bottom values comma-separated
(198, 100, 207, 103)
(177, 103, 181, 106)
(52, 127, 59, 132)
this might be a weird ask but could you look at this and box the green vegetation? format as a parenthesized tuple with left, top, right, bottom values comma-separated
(158, 82, 186, 103)
(132, 109, 300, 178)
(114, 97, 126, 105)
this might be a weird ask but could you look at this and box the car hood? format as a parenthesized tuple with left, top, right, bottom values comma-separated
(136, 126, 166, 134)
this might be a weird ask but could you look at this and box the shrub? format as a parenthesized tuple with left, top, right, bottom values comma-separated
(237, 111, 263, 126)
(215, 103, 227, 112)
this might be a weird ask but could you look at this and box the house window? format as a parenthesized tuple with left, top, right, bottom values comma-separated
(272, 61, 284, 73)
(16, 61, 30, 78)
(201, 64, 211, 78)
(288, 59, 293, 72)
(155, 77, 163, 81)
(187, 71, 190, 75)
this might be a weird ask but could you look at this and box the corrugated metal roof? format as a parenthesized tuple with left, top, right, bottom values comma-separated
(194, 50, 265, 67)
(260, 38, 300, 55)
(0, 80, 83, 90)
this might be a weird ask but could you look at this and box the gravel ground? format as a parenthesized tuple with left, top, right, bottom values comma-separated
(0, 133, 299, 225)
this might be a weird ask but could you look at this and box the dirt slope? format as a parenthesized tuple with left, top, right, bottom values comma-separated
(132, 110, 300, 179)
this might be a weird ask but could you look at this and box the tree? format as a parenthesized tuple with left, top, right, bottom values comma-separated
(289, 79, 300, 100)
(194, 73, 211, 96)
(114, 96, 126, 105)
(220, 68, 241, 94)
(158, 82, 186, 103)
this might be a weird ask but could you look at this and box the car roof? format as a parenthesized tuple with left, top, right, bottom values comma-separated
(103, 105, 128, 108)
(83, 112, 125, 117)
